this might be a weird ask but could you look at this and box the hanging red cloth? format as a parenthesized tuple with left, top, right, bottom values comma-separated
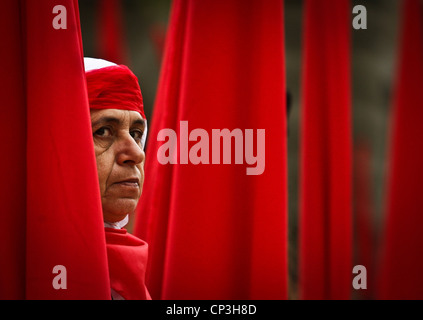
(97, 0, 127, 64)
(299, 0, 353, 300)
(149, 24, 167, 63)
(0, 0, 111, 299)
(134, 0, 287, 300)
(0, 0, 27, 300)
(378, 0, 423, 300)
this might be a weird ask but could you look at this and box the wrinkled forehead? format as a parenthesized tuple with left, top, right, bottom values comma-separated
(90, 109, 145, 126)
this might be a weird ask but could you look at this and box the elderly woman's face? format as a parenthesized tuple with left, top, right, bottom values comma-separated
(90, 109, 146, 223)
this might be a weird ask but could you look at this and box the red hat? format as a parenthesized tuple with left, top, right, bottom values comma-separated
(84, 57, 146, 119)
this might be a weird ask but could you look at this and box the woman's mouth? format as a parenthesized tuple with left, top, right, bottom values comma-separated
(113, 178, 140, 188)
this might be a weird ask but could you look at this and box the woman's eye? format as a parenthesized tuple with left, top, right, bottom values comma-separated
(94, 127, 112, 137)
(130, 130, 143, 142)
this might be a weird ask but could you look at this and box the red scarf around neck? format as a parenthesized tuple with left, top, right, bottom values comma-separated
(105, 228, 151, 300)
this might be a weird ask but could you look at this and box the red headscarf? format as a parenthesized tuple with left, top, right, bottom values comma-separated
(85, 59, 145, 119)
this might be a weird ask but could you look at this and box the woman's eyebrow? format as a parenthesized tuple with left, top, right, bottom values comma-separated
(131, 119, 146, 128)
(91, 116, 121, 127)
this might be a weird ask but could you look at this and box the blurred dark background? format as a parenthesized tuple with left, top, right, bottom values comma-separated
(79, 0, 400, 299)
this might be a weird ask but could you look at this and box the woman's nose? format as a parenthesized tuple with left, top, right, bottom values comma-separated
(115, 133, 145, 166)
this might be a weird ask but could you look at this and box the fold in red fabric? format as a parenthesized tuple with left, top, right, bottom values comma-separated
(299, 0, 352, 300)
(105, 228, 151, 300)
(134, 0, 287, 300)
(0, 0, 111, 299)
(378, 0, 423, 300)
(86, 65, 145, 119)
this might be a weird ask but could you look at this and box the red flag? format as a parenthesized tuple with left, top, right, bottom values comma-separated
(378, 0, 423, 300)
(0, 0, 27, 300)
(149, 24, 167, 63)
(0, 0, 111, 299)
(299, 0, 353, 300)
(97, 0, 127, 64)
(134, 0, 287, 300)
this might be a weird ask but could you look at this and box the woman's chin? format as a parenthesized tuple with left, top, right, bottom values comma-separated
(102, 198, 138, 222)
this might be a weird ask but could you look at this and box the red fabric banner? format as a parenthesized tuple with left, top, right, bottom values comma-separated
(378, 0, 423, 300)
(134, 0, 287, 300)
(97, 0, 127, 64)
(0, 0, 27, 300)
(149, 24, 167, 63)
(299, 0, 353, 300)
(0, 0, 110, 299)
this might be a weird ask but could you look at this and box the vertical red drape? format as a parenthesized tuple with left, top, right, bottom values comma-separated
(0, 0, 27, 300)
(134, 0, 287, 300)
(378, 0, 423, 300)
(0, 0, 110, 299)
(149, 24, 167, 63)
(299, 0, 352, 300)
(97, 0, 127, 64)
